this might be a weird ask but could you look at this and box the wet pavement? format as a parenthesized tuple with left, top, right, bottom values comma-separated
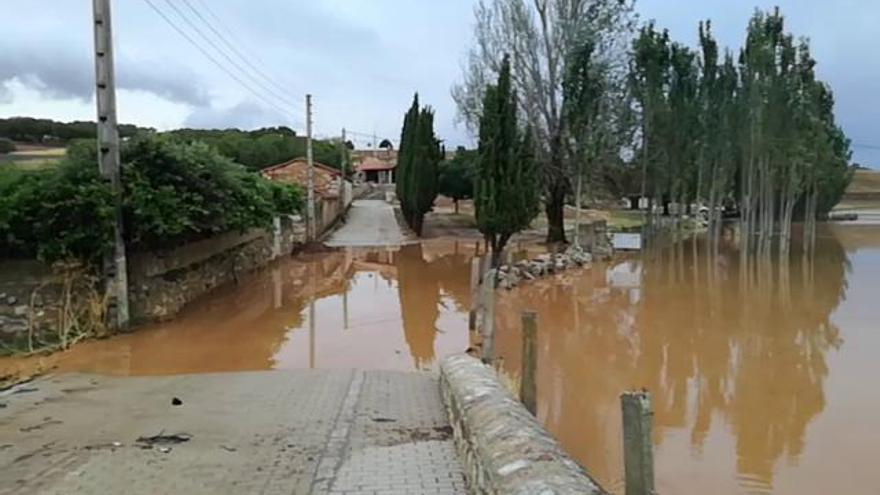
(0, 370, 466, 495)
(325, 199, 413, 247)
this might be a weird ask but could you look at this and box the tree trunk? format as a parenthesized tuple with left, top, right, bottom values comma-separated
(454, 199, 459, 215)
(573, 162, 584, 248)
(545, 179, 567, 244)
(629, 196, 641, 211)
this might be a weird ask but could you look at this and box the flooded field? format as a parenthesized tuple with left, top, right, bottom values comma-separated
(2, 226, 879, 494)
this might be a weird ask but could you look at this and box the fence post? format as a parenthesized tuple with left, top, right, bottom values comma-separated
(621, 391, 655, 495)
(469, 256, 481, 331)
(481, 268, 497, 364)
(520, 311, 538, 415)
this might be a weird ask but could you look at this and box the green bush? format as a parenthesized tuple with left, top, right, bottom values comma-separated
(0, 135, 303, 263)
(438, 149, 477, 212)
(0, 160, 116, 263)
(0, 137, 15, 154)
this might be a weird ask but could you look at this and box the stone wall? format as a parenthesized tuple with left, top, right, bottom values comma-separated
(0, 215, 306, 342)
(128, 214, 305, 322)
(0, 260, 59, 342)
(439, 355, 608, 495)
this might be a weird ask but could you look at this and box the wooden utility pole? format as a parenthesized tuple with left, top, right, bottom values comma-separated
(92, 0, 129, 329)
(306, 94, 316, 240)
(621, 391, 656, 495)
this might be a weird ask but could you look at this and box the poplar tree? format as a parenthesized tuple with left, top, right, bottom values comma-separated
(396, 94, 441, 236)
(628, 8, 852, 254)
(630, 23, 672, 216)
(475, 56, 540, 267)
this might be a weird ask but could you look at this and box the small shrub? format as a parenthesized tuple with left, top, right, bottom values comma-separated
(0, 137, 15, 154)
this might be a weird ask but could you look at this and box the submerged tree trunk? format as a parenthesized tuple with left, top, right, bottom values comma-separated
(545, 179, 567, 244)
(573, 159, 585, 248)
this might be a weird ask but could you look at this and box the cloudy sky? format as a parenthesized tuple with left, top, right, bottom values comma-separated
(1, 0, 877, 166)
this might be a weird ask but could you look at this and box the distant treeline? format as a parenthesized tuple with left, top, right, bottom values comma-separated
(167, 127, 346, 171)
(0, 117, 345, 171)
(0, 117, 148, 144)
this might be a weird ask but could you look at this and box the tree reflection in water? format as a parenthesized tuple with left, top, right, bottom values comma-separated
(494, 229, 849, 494)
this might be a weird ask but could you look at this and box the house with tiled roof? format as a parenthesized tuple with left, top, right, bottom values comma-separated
(350, 149, 397, 184)
(261, 158, 353, 234)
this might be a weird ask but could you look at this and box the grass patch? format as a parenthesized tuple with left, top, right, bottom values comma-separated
(608, 210, 645, 230)
(848, 169, 880, 194)
(1, 158, 62, 171)
(0, 147, 65, 171)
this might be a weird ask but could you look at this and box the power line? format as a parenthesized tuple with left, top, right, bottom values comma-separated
(345, 129, 396, 145)
(159, 0, 301, 111)
(179, 0, 304, 112)
(140, 0, 300, 127)
(191, 0, 301, 98)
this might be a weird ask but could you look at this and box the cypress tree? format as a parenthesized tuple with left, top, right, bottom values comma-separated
(475, 55, 540, 267)
(396, 94, 440, 235)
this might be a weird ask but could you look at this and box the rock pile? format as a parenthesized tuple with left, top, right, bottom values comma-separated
(495, 247, 593, 290)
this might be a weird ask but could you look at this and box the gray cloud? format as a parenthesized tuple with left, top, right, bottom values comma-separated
(183, 100, 283, 129)
(0, 46, 209, 106)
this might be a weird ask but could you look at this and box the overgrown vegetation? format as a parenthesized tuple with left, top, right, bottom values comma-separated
(0, 135, 303, 264)
(396, 94, 442, 236)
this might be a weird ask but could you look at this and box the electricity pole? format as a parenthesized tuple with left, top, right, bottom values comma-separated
(341, 127, 347, 175)
(339, 127, 347, 214)
(93, 0, 129, 329)
(306, 94, 315, 241)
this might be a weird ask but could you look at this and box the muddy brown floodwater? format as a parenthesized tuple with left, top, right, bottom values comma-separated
(2, 226, 880, 495)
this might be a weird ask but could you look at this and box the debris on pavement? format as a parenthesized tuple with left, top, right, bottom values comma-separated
(135, 432, 192, 449)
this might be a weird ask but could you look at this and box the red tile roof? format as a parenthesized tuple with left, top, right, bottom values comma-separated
(261, 158, 343, 198)
(356, 157, 396, 172)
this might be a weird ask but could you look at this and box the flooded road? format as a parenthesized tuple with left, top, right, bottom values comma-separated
(2, 226, 880, 494)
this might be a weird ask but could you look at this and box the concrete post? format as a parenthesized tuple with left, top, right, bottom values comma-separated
(272, 216, 282, 259)
(621, 391, 655, 495)
(481, 268, 497, 364)
(593, 220, 608, 254)
(306, 94, 315, 240)
(468, 256, 480, 331)
(520, 311, 538, 415)
(93, 0, 129, 330)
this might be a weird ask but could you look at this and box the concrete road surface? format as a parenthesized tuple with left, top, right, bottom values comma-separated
(324, 200, 412, 247)
(0, 370, 466, 495)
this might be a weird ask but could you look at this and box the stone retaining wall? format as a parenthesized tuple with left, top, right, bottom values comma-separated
(129, 215, 305, 322)
(439, 355, 608, 494)
(0, 260, 59, 341)
(0, 215, 306, 342)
